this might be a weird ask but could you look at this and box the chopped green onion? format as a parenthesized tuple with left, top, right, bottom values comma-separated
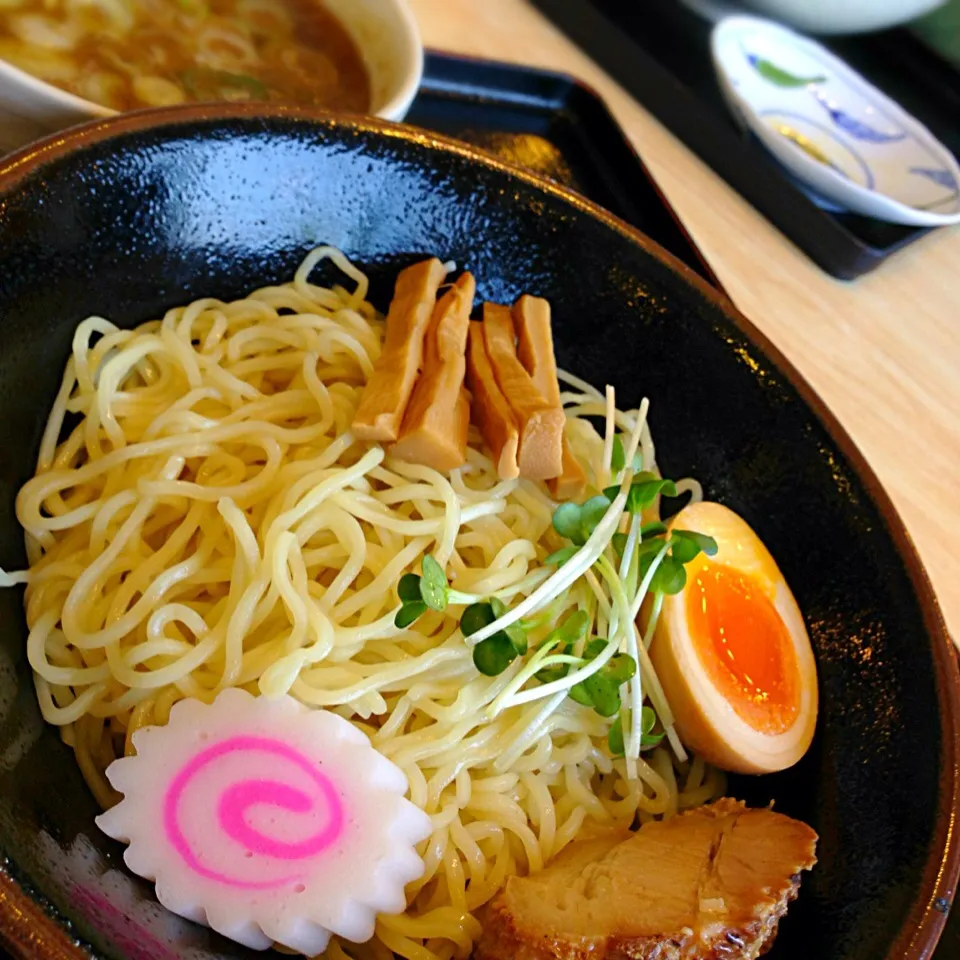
(401, 555, 481, 616)
(550, 495, 610, 547)
(581, 638, 606, 661)
(672, 529, 719, 557)
(642, 591, 664, 651)
(543, 633, 636, 718)
(641, 704, 657, 734)
(463, 600, 526, 664)
(443, 392, 693, 770)
(397, 573, 422, 603)
(640, 704, 665, 749)
(481, 597, 527, 653)
(488, 636, 567, 712)
(551, 609, 590, 646)
(608, 715, 625, 756)
(394, 601, 426, 628)
(568, 681, 593, 707)
(474, 407, 654, 720)
(535, 659, 569, 684)
(579, 495, 611, 542)
(583, 673, 620, 716)
(669, 535, 700, 565)
(552, 502, 582, 541)
(611, 709, 662, 756)
(460, 602, 496, 638)
(610, 434, 643, 475)
(653, 555, 687, 595)
(639, 521, 668, 539)
(545, 545, 579, 567)
(533, 609, 588, 684)
(605, 473, 678, 514)
(611, 434, 626, 473)
(504, 621, 528, 655)
(419, 555, 448, 611)
(473, 634, 518, 676)
(605, 653, 637, 687)
(179, 67, 267, 101)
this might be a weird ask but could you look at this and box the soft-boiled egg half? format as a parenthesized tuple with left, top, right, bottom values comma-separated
(649, 501, 818, 774)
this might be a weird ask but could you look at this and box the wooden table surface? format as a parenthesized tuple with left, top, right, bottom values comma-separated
(411, 0, 960, 648)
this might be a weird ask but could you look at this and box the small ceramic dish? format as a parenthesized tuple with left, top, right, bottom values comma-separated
(711, 15, 960, 226)
(0, 0, 422, 154)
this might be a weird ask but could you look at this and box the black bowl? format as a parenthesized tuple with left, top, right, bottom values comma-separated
(0, 105, 957, 960)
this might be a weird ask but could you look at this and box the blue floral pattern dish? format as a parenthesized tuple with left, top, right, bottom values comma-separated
(711, 15, 960, 227)
(809, 88, 906, 145)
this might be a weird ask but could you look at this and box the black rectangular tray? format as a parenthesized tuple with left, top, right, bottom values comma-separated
(408, 51, 723, 291)
(532, 0, 960, 280)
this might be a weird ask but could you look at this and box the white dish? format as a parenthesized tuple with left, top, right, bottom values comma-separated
(680, 0, 947, 33)
(0, 0, 422, 154)
(711, 15, 960, 226)
(738, 0, 947, 35)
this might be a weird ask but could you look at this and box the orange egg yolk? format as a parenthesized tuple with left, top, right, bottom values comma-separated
(686, 561, 801, 735)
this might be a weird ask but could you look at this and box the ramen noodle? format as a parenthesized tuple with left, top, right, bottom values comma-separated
(0, 248, 725, 960)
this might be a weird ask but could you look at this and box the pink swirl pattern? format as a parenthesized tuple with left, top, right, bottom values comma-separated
(163, 735, 344, 890)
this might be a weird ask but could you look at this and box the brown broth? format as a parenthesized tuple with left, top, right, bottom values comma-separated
(0, 0, 371, 113)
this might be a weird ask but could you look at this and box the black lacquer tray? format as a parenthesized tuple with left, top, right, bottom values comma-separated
(533, 0, 960, 279)
(410, 51, 723, 291)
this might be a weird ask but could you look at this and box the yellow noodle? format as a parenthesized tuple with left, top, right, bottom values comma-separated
(0, 248, 724, 960)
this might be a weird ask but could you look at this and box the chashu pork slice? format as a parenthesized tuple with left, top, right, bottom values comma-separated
(475, 799, 817, 960)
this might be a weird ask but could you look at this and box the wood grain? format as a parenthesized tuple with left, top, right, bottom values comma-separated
(410, 0, 960, 647)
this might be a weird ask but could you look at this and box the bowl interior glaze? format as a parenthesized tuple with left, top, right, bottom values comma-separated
(0, 106, 957, 960)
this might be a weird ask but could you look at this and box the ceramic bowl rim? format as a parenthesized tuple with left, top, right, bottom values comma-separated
(0, 101, 957, 960)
